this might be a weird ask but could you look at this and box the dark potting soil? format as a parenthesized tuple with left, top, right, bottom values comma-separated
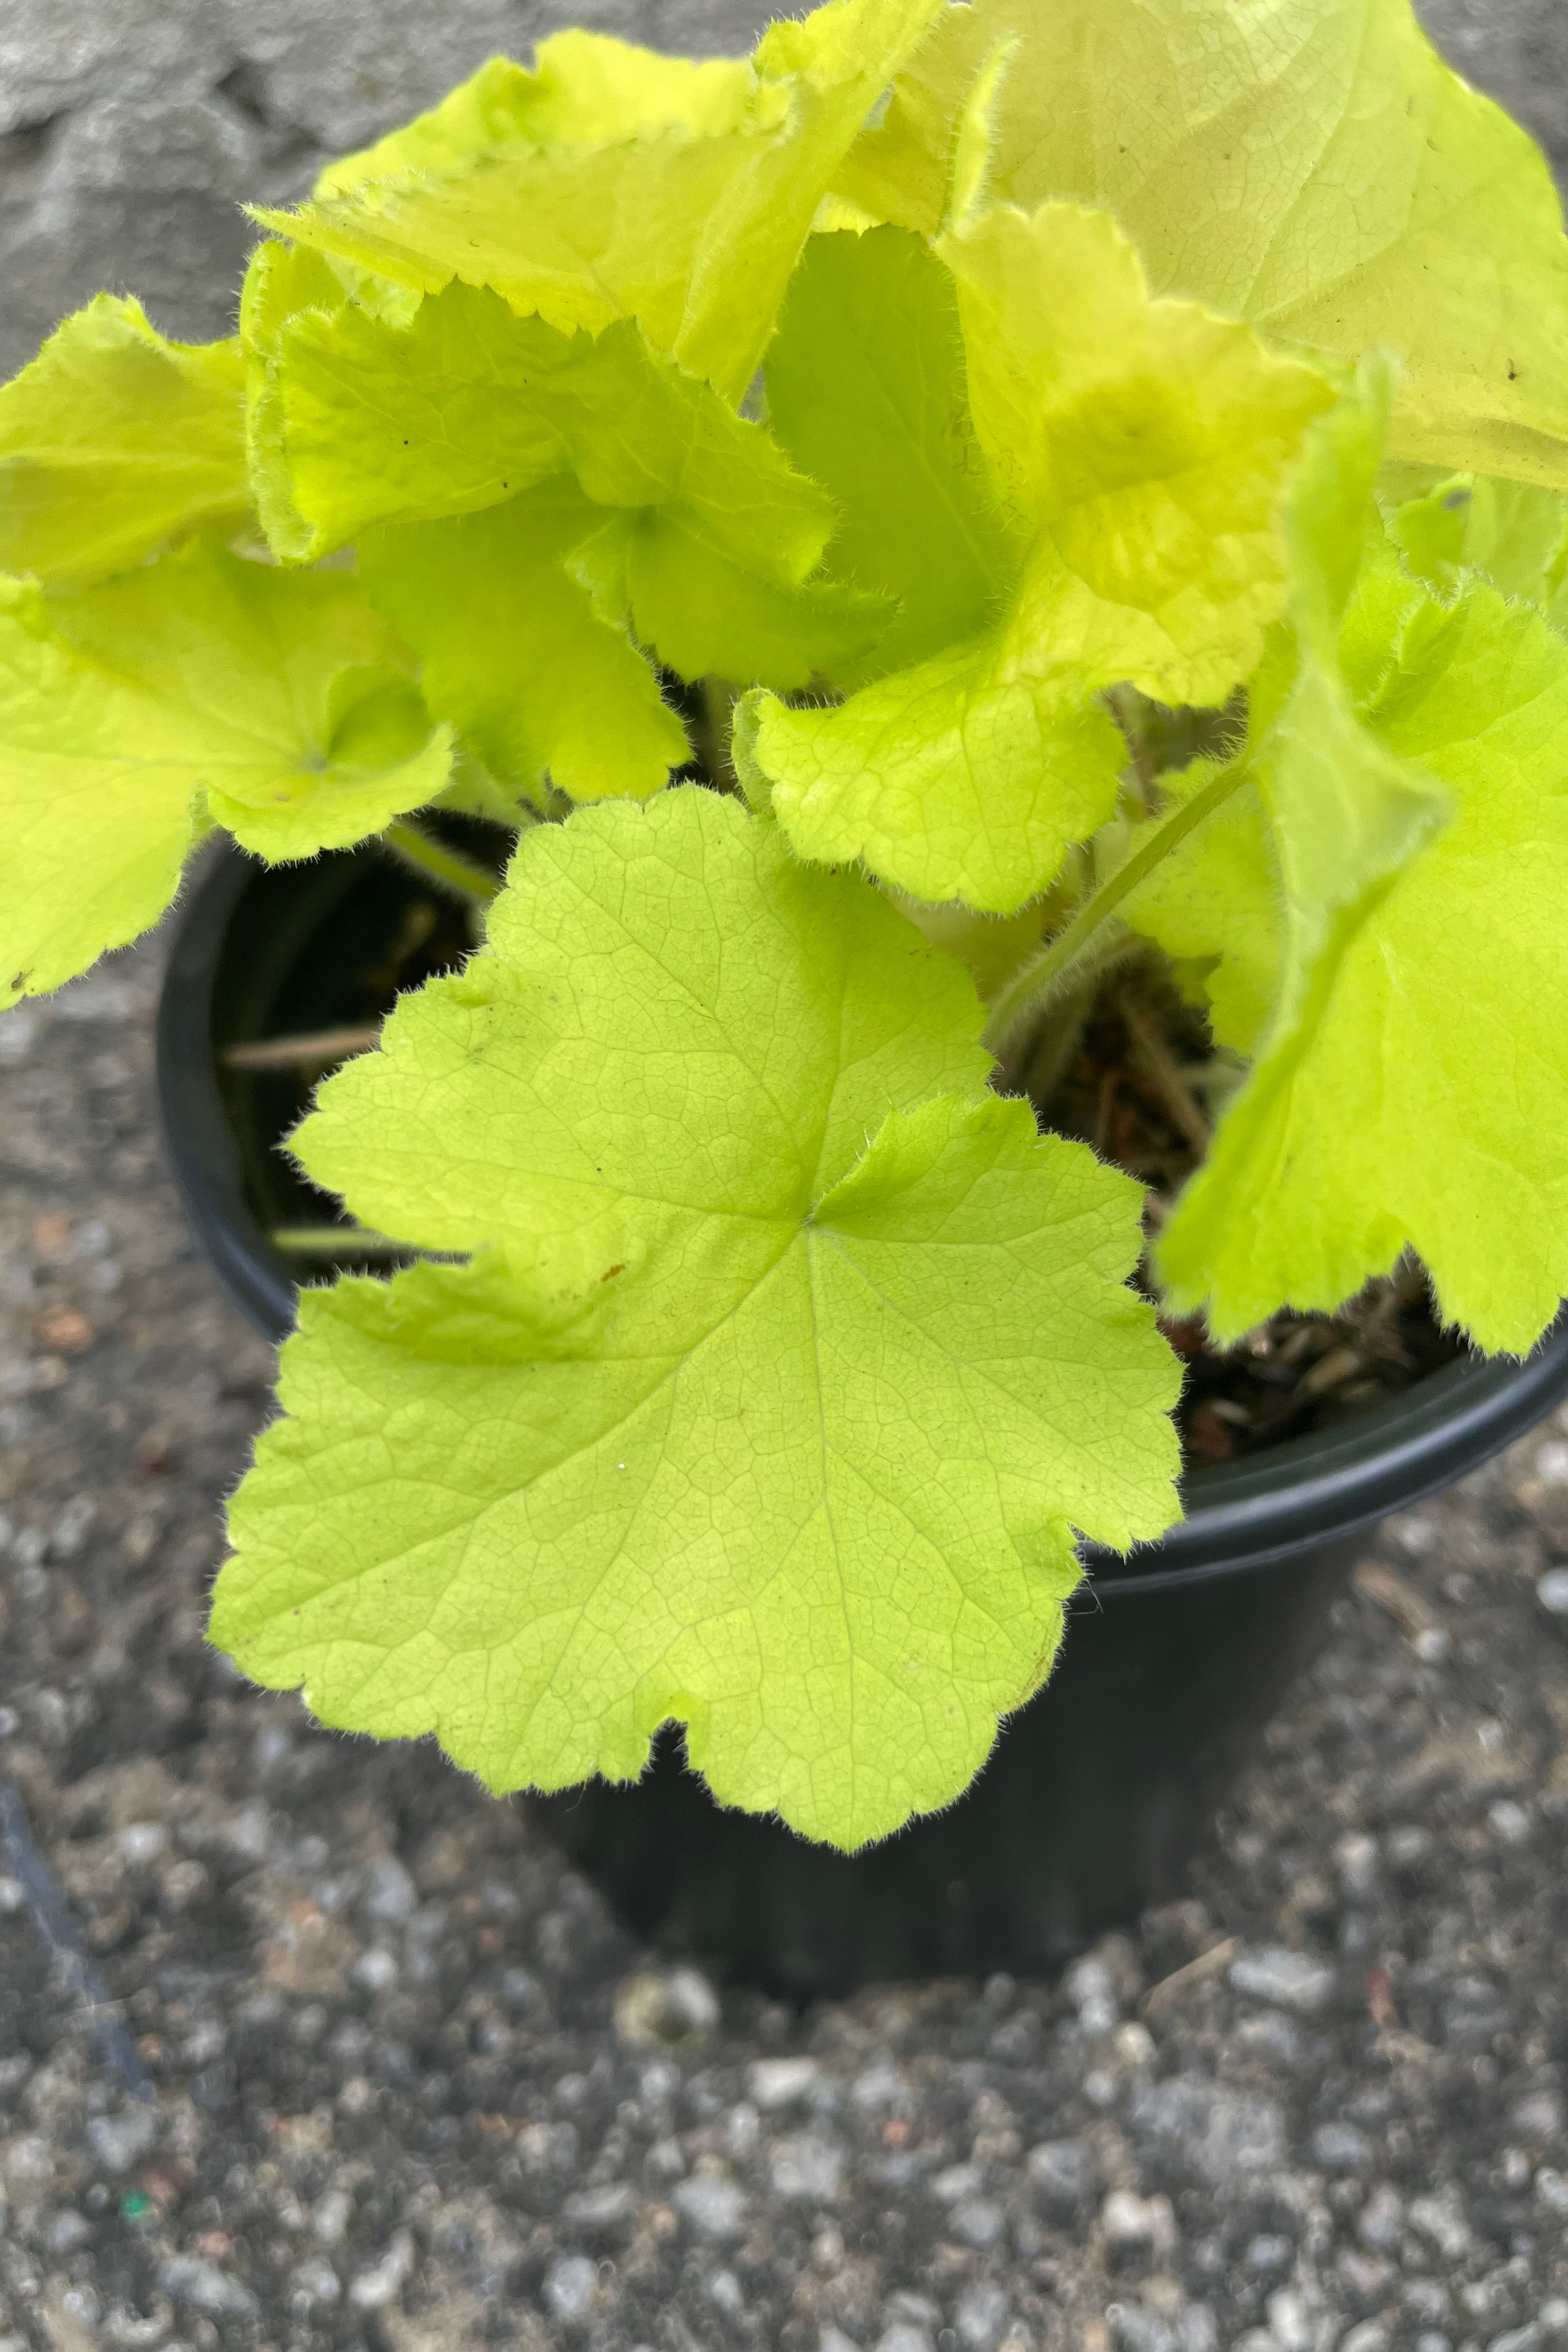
(236, 827, 1467, 1472)
(1032, 967, 1469, 1465)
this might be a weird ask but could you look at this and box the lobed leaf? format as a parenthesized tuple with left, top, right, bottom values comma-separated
(1389, 471, 1568, 629)
(940, 204, 1336, 710)
(0, 296, 248, 590)
(253, 277, 888, 689)
(1155, 368, 1568, 1352)
(251, 0, 949, 404)
(212, 788, 1181, 1850)
(743, 203, 1331, 914)
(358, 488, 690, 802)
(314, 38, 758, 199)
(764, 225, 1013, 687)
(0, 541, 451, 1006)
(834, 0, 1568, 487)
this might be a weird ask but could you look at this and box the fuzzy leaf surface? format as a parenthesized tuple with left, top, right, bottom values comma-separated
(0, 542, 450, 1005)
(358, 488, 688, 801)
(1390, 472, 1568, 628)
(743, 203, 1330, 912)
(211, 789, 1180, 1849)
(252, 0, 947, 402)
(0, 297, 248, 589)
(835, 0, 1568, 486)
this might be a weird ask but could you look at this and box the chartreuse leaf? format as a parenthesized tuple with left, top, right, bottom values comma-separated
(764, 226, 1014, 687)
(238, 240, 347, 563)
(737, 637, 1126, 916)
(1161, 571, 1568, 1351)
(1155, 368, 1568, 1351)
(741, 203, 1332, 914)
(1121, 365, 1431, 1058)
(315, 39, 756, 199)
(1389, 472, 1568, 628)
(211, 789, 1181, 1851)
(0, 541, 451, 1005)
(258, 278, 889, 686)
(358, 487, 689, 802)
(0, 295, 247, 590)
(942, 204, 1337, 710)
(567, 506, 888, 693)
(251, 0, 947, 404)
(834, 0, 1568, 488)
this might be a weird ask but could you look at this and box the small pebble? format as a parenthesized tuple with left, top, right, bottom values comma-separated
(116, 1823, 169, 1865)
(1312, 2121, 1371, 2170)
(954, 2282, 1009, 2351)
(361, 1854, 417, 1921)
(87, 2108, 159, 2175)
(1539, 1569, 1568, 1616)
(311, 2187, 352, 2245)
(288, 2255, 341, 2306)
(1536, 2167, 1568, 2216)
(1408, 2189, 1473, 2262)
(1229, 1945, 1337, 2015)
(673, 2169, 746, 2241)
(347, 2229, 415, 2312)
(562, 2183, 635, 2231)
(1359, 2185, 1404, 2250)
(770, 2130, 845, 2203)
(1064, 1953, 1120, 2036)
(543, 2253, 598, 2324)
(947, 2198, 1005, 2250)
(931, 2162, 984, 2205)
(1102, 2190, 1175, 2252)
(749, 2057, 820, 2109)
(159, 2257, 260, 2320)
(696, 2269, 737, 2315)
(1243, 2232, 1292, 2274)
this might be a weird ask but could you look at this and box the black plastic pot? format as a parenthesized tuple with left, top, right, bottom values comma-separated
(159, 838, 1568, 1995)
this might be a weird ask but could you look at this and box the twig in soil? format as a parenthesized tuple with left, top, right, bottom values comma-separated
(221, 1025, 381, 1071)
(0, 1782, 154, 2103)
(1296, 1341, 1367, 1400)
(1112, 984, 1210, 1154)
(1351, 1562, 1448, 1661)
(1139, 1935, 1242, 2020)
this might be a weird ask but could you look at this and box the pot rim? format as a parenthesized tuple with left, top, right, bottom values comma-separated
(158, 837, 1568, 1598)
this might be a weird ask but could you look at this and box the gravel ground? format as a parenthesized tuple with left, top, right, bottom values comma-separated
(5, 5, 1568, 2350)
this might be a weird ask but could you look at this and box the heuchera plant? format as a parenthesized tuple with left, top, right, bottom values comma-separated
(7, 0, 1568, 1851)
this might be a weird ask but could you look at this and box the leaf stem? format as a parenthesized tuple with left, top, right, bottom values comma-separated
(270, 1225, 415, 1256)
(982, 759, 1248, 1058)
(381, 819, 501, 907)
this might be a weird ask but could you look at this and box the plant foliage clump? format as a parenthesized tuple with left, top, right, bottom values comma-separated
(7, 0, 1568, 1846)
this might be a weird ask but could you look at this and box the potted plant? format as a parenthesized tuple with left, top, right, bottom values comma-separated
(7, 0, 1568, 1992)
